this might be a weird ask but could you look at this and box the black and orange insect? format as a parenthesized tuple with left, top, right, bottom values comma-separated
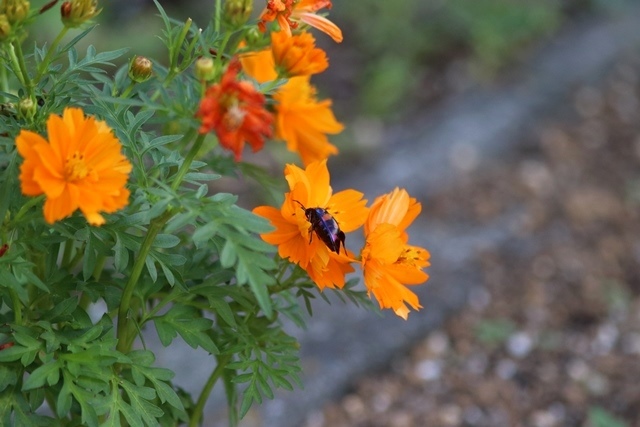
(293, 200, 345, 254)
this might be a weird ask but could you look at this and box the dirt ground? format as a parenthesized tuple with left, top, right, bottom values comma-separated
(301, 53, 640, 427)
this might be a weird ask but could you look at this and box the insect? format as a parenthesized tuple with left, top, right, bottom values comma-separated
(293, 200, 346, 254)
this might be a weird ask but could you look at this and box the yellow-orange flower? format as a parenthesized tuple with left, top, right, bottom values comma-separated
(240, 49, 343, 165)
(239, 47, 277, 84)
(258, 0, 343, 43)
(196, 59, 273, 161)
(360, 188, 430, 319)
(271, 30, 328, 77)
(274, 76, 342, 165)
(253, 160, 368, 289)
(16, 107, 131, 225)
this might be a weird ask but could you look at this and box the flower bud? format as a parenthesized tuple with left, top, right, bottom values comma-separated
(128, 55, 153, 83)
(0, 15, 11, 41)
(61, 0, 101, 28)
(194, 57, 216, 82)
(18, 97, 36, 119)
(244, 27, 262, 48)
(223, 0, 252, 29)
(2, 0, 30, 25)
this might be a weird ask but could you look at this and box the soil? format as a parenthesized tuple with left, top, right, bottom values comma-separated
(300, 53, 640, 427)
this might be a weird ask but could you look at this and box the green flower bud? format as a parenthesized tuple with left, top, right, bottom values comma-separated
(0, 15, 11, 41)
(223, 0, 252, 29)
(194, 57, 216, 82)
(18, 97, 36, 120)
(1, 0, 30, 25)
(128, 55, 153, 83)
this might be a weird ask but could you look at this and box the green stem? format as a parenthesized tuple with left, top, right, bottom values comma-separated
(190, 354, 231, 427)
(12, 41, 33, 98)
(0, 59, 8, 101)
(7, 43, 26, 87)
(36, 26, 69, 82)
(116, 132, 204, 353)
(11, 195, 45, 224)
(92, 254, 106, 280)
(9, 288, 22, 324)
(171, 133, 205, 191)
(170, 18, 193, 74)
(115, 210, 172, 353)
(214, 31, 232, 70)
(118, 81, 136, 98)
(214, 0, 222, 33)
(61, 240, 75, 268)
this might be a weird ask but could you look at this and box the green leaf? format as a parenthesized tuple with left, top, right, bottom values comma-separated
(153, 234, 180, 249)
(121, 380, 163, 426)
(22, 361, 61, 390)
(145, 257, 158, 282)
(0, 366, 17, 392)
(153, 305, 218, 354)
(113, 234, 130, 272)
(82, 231, 97, 281)
(208, 297, 237, 327)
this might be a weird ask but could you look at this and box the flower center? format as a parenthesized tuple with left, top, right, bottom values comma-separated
(223, 103, 246, 131)
(64, 151, 90, 181)
(397, 246, 426, 268)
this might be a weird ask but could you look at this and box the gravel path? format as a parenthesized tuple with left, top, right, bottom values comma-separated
(302, 48, 640, 427)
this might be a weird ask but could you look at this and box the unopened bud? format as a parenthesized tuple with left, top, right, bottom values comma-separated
(244, 27, 262, 48)
(223, 0, 252, 29)
(194, 57, 216, 82)
(0, 15, 11, 41)
(128, 55, 153, 83)
(18, 97, 36, 119)
(2, 0, 30, 24)
(61, 0, 101, 28)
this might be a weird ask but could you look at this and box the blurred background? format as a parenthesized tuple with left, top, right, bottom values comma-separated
(35, 0, 640, 425)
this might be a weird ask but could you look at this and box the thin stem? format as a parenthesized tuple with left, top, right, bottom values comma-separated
(117, 132, 205, 353)
(36, 26, 69, 82)
(170, 18, 193, 74)
(171, 133, 205, 191)
(61, 240, 75, 268)
(9, 288, 22, 324)
(7, 43, 26, 87)
(115, 210, 172, 353)
(190, 354, 231, 427)
(12, 41, 33, 98)
(0, 59, 8, 101)
(214, 0, 222, 33)
(11, 195, 45, 224)
(118, 81, 136, 99)
(214, 31, 232, 71)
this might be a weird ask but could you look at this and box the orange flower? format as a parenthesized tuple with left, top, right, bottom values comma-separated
(196, 59, 273, 161)
(258, 0, 343, 43)
(271, 30, 328, 77)
(239, 48, 277, 84)
(16, 107, 131, 225)
(274, 76, 342, 165)
(360, 188, 430, 319)
(253, 160, 368, 289)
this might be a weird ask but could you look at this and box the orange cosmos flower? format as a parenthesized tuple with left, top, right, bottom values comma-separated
(239, 47, 277, 84)
(240, 49, 343, 165)
(253, 160, 368, 289)
(271, 30, 328, 77)
(196, 58, 273, 161)
(16, 107, 132, 225)
(274, 76, 342, 165)
(258, 0, 343, 43)
(360, 188, 430, 320)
